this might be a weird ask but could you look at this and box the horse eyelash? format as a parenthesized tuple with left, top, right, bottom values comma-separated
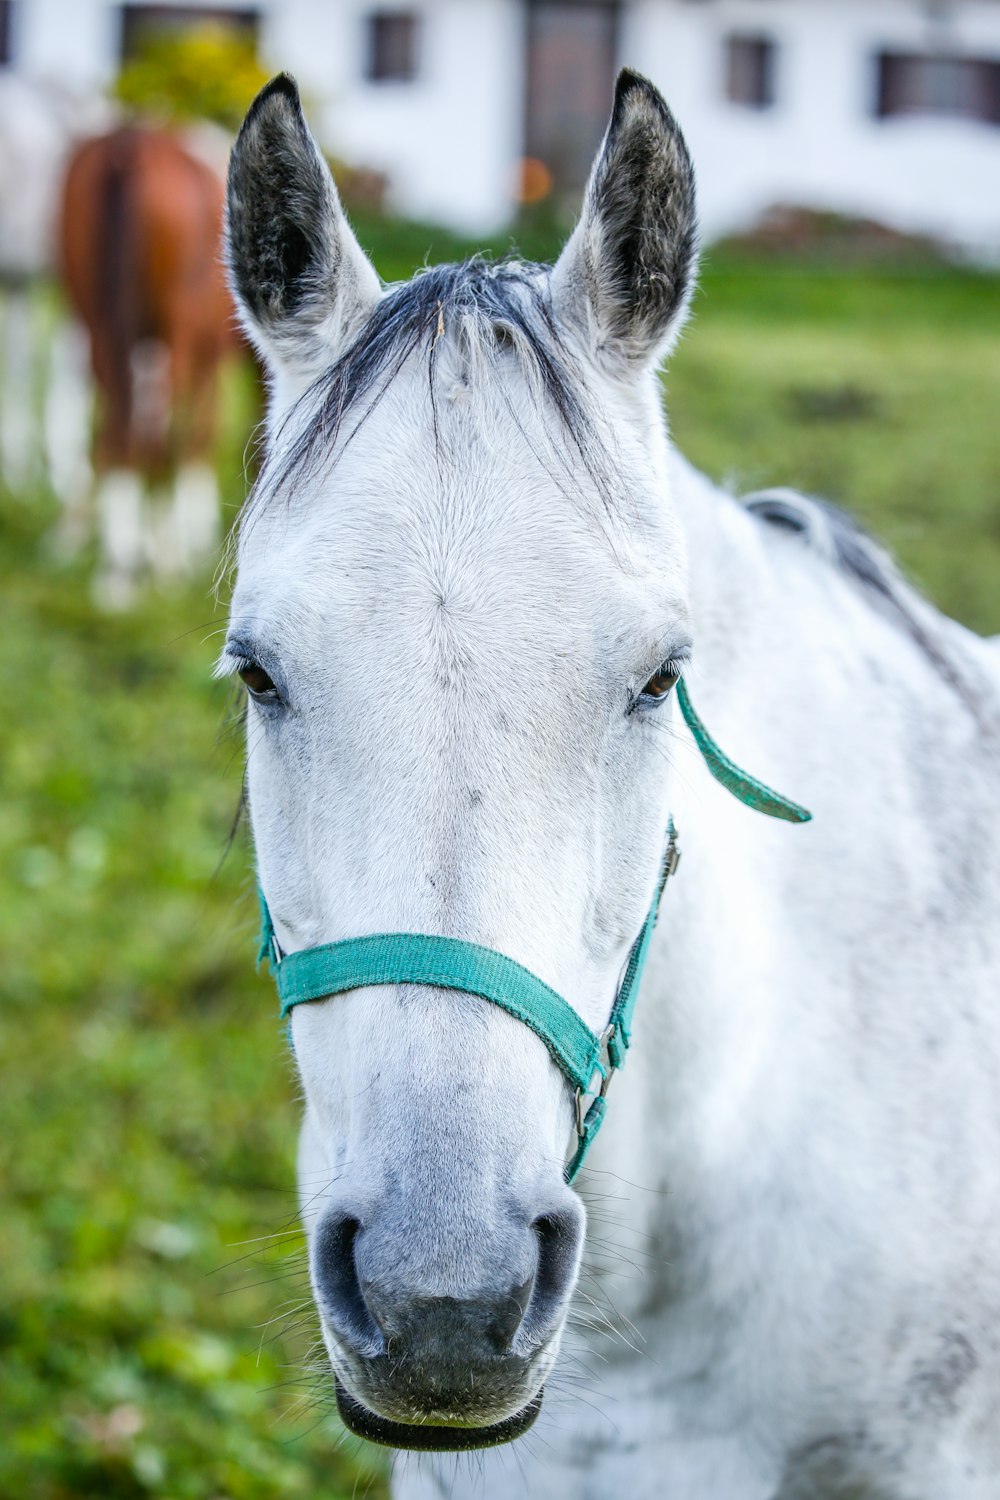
(629, 657, 689, 717)
(647, 656, 689, 687)
(213, 654, 244, 680)
(214, 645, 261, 680)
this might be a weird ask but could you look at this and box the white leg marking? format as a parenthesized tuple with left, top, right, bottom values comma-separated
(170, 461, 220, 576)
(44, 317, 93, 516)
(92, 468, 146, 610)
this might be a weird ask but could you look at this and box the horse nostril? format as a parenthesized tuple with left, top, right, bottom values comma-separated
(312, 1212, 384, 1355)
(519, 1208, 585, 1348)
(313, 1202, 583, 1370)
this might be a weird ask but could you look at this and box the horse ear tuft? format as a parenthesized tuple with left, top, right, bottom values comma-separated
(551, 69, 698, 371)
(225, 74, 380, 399)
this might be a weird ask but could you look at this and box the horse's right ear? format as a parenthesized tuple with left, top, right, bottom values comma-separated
(226, 75, 380, 404)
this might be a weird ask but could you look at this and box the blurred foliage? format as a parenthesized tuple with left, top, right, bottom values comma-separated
(351, 207, 566, 280)
(714, 204, 949, 266)
(1, 236, 998, 1497)
(114, 24, 269, 133)
(326, 157, 388, 219)
(112, 24, 389, 217)
(669, 252, 1000, 634)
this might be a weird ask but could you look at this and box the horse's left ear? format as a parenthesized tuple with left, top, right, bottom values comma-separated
(551, 70, 698, 372)
(226, 74, 380, 402)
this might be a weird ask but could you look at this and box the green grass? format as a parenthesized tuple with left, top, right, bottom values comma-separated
(670, 254, 1000, 634)
(2, 233, 998, 1499)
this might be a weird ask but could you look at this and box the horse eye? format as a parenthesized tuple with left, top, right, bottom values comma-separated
(238, 661, 278, 699)
(641, 664, 681, 701)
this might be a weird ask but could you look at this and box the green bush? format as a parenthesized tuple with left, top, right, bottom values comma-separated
(114, 24, 269, 133)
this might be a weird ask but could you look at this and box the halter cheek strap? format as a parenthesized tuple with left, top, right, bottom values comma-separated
(256, 684, 810, 1184)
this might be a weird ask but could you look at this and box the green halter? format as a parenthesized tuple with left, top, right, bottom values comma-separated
(257, 680, 810, 1183)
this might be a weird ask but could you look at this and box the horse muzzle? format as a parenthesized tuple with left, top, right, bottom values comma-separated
(311, 1204, 581, 1449)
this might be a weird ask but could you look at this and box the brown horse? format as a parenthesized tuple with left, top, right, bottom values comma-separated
(60, 123, 243, 604)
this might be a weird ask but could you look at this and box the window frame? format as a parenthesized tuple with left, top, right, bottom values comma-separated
(364, 9, 421, 85)
(724, 31, 778, 111)
(874, 48, 1000, 126)
(118, 4, 259, 63)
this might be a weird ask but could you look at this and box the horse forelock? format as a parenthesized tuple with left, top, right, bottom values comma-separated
(233, 256, 626, 549)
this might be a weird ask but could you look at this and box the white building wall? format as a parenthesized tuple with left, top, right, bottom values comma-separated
(8, 0, 1000, 253)
(297, 0, 525, 232)
(15, 0, 118, 87)
(624, 0, 1000, 257)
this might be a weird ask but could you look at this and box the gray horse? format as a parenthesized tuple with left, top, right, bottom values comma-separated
(222, 71, 1000, 1498)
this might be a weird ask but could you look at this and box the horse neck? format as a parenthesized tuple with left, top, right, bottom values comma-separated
(666, 442, 993, 804)
(593, 445, 995, 1237)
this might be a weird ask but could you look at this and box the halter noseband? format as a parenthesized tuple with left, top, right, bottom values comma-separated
(256, 681, 810, 1183)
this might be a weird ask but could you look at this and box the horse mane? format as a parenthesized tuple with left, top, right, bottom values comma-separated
(744, 487, 985, 710)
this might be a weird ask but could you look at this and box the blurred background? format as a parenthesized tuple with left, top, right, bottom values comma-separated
(1, 2, 998, 1497)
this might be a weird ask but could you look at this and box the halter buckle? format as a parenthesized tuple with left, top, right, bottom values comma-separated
(574, 1024, 617, 1138)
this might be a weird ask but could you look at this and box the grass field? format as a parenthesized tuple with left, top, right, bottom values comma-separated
(2, 229, 998, 1500)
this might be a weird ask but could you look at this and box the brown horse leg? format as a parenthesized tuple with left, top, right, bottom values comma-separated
(85, 332, 150, 608)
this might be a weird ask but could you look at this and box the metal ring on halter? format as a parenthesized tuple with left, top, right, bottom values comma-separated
(574, 1025, 617, 1138)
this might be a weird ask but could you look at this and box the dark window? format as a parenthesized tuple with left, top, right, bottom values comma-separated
(875, 51, 1000, 125)
(365, 11, 420, 83)
(0, 1, 13, 65)
(725, 33, 777, 110)
(120, 5, 258, 62)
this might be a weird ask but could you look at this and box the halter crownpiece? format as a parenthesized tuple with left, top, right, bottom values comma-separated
(256, 683, 810, 1182)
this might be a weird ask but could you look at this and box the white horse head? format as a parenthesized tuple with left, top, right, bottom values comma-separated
(224, 70, 699, 1446)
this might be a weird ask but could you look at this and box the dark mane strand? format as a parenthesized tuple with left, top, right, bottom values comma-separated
(241, 256, 614, 532)
(745, 488, 985, 713)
